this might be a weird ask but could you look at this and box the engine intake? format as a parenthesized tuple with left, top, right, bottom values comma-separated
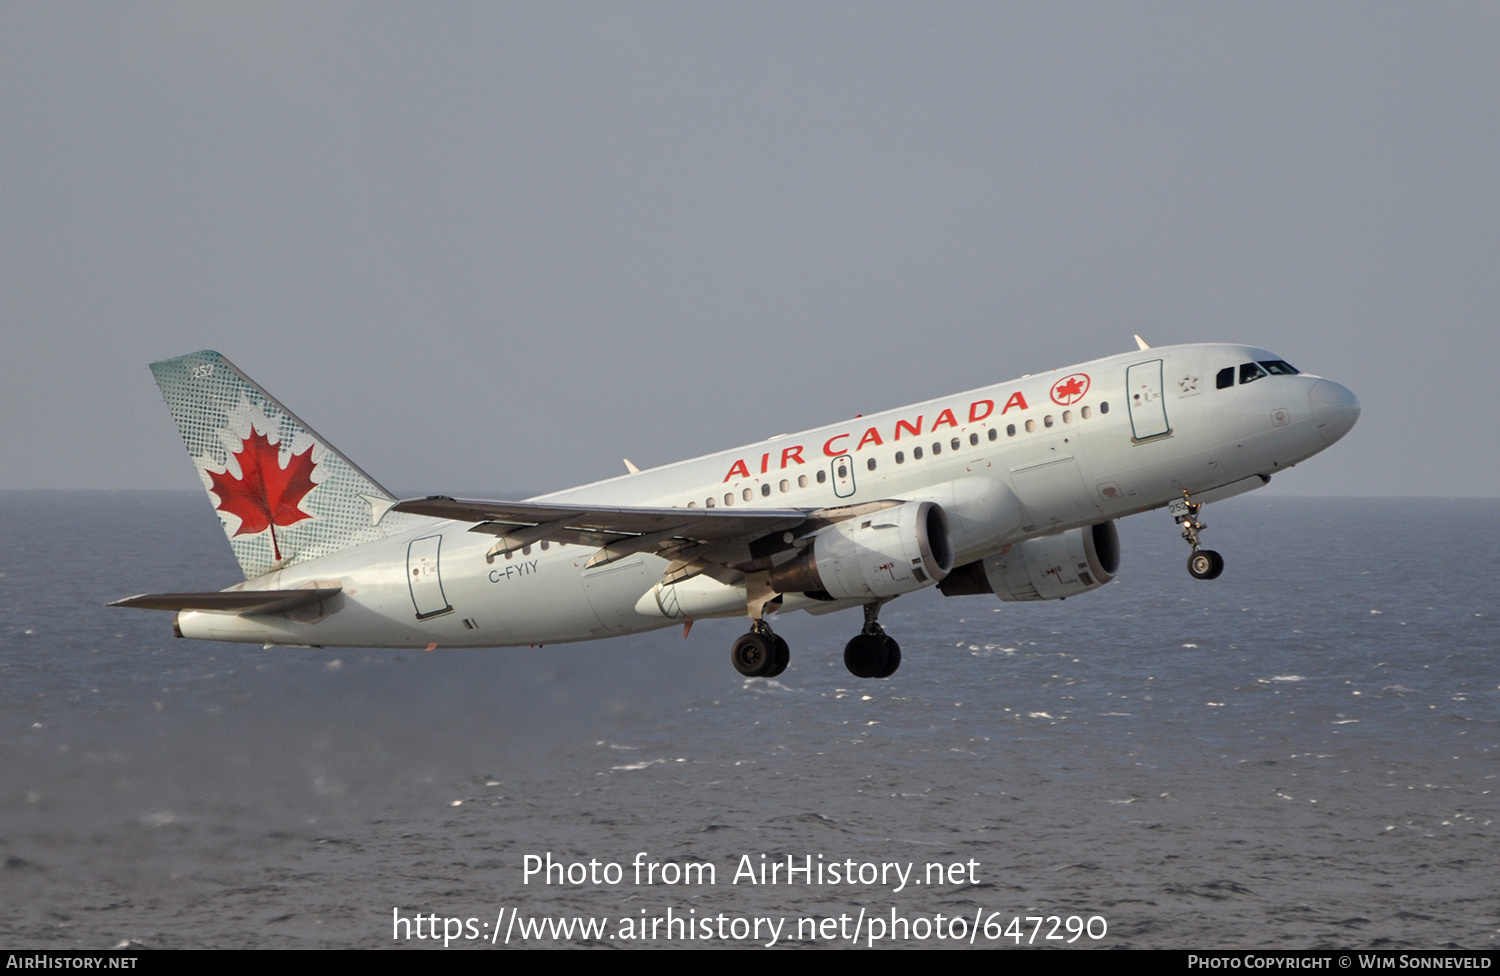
(770, 501, 953, 601)
(939, 521, 1119, 602)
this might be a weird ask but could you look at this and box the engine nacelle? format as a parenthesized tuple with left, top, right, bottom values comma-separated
(939, 521, 1120, 602)
(769, 500, 954, 601)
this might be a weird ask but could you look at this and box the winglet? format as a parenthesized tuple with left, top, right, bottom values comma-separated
(623, 458, 640, 474)
(1134, 334, 1151, 350)
(361, 493, 398, 524)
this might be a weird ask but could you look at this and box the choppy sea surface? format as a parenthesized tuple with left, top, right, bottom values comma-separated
(1, 491, 1495, 949)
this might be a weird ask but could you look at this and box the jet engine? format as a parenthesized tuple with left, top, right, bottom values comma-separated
(769, 500, 954, 601)
(938, 521, 1119, 602)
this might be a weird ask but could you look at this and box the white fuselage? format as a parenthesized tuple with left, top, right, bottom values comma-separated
(176, 343, 1359, 648)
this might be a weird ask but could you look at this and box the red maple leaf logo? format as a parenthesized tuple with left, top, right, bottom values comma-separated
(1050, 373, 1091, 405)
(206, 429, 317, 562)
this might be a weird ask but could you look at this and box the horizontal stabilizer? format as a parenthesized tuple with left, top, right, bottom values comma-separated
(109, 587, 342, 614)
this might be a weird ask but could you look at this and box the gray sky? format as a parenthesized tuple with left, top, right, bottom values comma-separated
(3, 3, 1496, 496)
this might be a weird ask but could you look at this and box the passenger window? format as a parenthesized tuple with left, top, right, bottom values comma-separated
(1044, 415, 1054, 428)
(1240, 362, 1268, 384)
(1100, 402, 1109, 414)
(867, 457, 877, 471)
(541, 541, 549, 550)
(914, 446, 924, 460)
(988, 427, 998, 441)
(951, 437, 961, 451)
(931, 442, 942, 455)
(969, 432, 979, 446)
(816, 470, 827, 484)
(779, 479, 789, 492)
(760, 483, 770, 497)
(522, 545, 531, 555)
(706, 497, 715, 508)
(1007, 424, 1016, 436)
(724, 493, 733, 506)
(798, 475, 808, 488)
(836, 461, 848, 479)
(895, 451, 905, 464)
(1025, 419, 1035, 432)
(688, 501, 697, 508)
(1062, 410, 1072, 423)
(1216, 367, 1234, 389)
(743, 487, 753, 501)
(1081, 406, 1091, 419)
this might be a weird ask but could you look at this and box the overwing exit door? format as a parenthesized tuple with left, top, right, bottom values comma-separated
(830, 455, 856, 498)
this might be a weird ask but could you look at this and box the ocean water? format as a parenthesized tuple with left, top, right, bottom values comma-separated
(0, 491, 1495, 948)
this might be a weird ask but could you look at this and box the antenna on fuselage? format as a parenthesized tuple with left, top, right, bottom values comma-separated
(1134, 334, 1151, 350)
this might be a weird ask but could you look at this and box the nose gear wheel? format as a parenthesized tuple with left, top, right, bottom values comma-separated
(1188, 549, 1224, 580)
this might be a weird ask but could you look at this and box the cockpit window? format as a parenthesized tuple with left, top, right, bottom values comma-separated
(1216, 367, 1234, 389)
(1239, 362, 1269, 384)
(1259, 360, 1299, 375)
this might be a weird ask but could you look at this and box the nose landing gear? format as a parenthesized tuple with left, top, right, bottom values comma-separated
(1172, 491, 1224, 580)
(843, 602, 901, 679)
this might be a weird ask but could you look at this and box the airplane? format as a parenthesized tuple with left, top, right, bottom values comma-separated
(112, 339, 1359, 680)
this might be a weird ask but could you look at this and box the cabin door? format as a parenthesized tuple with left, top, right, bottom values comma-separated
(407, 535, 453, 619)
(1126, 360, 1171, 441)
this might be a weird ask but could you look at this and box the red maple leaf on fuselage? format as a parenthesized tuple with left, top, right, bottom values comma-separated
(206, 429, 317, 563)
(1054, 377, 1085, 401)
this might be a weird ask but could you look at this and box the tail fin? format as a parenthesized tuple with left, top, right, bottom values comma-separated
(150, 351, 424, 579)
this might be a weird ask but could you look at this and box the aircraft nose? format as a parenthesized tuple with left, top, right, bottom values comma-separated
(1309, 379, 1360, 446)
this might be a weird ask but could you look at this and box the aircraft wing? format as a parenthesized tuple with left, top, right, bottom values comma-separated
(393, 496, 807, 541)
(391, 495, 894, 583)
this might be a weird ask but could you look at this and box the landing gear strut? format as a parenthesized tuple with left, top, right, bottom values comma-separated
(844, 602, 901, 679)
(731, 620, 789, 678)
(1173, 491, 1224, 580)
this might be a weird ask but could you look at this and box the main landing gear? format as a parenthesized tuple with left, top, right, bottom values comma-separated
(729, 603, 903, 680)
(843, 602, 901, 679)
(1173, 491, 1224, 581)
(731, 620, 789, 678)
